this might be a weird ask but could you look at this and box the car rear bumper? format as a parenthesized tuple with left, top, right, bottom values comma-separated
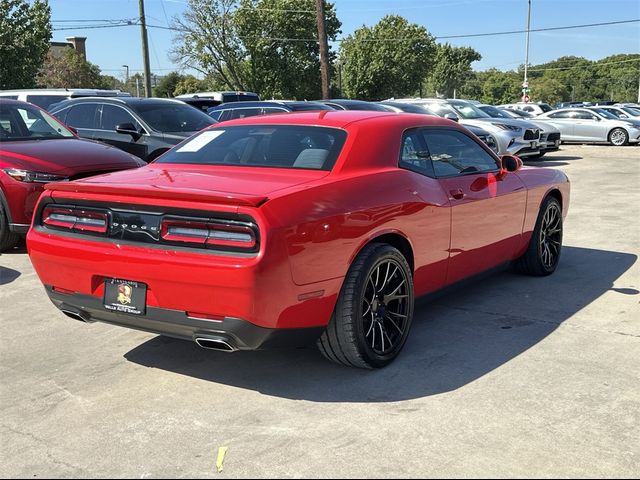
(45, 286, 324, 350)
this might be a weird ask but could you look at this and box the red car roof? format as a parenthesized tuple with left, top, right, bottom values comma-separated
(210, 110, 455, 129)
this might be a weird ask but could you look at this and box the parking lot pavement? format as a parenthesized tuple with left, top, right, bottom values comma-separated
(1, 145, 639, 478)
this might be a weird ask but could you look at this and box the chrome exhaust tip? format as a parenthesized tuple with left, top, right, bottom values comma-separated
(61, 308, 91, 323)
(194, 337, 237, 353)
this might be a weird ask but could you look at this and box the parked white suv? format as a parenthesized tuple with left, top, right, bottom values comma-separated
(500, 102, 553, 116)
(0, 88, 130, 111)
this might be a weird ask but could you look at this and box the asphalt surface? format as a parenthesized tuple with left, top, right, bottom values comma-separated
(1, 145, 639, 478)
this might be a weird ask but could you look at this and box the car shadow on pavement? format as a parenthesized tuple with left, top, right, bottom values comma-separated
(124, 246, 637, 402)
(525, 155, 583, 168)
(0, 266, 21, 285)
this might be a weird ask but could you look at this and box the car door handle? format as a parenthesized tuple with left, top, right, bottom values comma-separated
(450, 189, 465, 200)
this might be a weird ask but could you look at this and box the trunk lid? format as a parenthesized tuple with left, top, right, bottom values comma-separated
(45, 164, 329, 207)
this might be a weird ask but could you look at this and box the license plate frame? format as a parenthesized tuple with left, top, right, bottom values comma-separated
(103, 279, 147, 315)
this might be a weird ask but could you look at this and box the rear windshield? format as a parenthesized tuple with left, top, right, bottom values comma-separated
(156, 125, 347, 171)
(26, 95, 68, 110)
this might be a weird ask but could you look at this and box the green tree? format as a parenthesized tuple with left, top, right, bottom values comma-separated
(173, 75, 208, 96)
(0, 0, 52, 89)
(172, 0, 341, 99)
(426, 43, 481, 98)
(36, 48, 106, 88)
(474, 69, 521, 104)
(153, 71, 186, 97)
(235, 0, 341, 99)
(529, 76, 568, 105)
(339, 15, 435, 100)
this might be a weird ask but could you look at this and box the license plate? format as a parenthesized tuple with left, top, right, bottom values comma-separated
(103, 279, 147, 315)
(530, 141, 538, 149)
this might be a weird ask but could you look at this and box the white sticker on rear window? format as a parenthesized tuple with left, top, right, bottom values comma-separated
(176, 130, 224, 152)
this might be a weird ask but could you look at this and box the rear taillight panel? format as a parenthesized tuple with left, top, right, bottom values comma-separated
(160, 217, 258, 251)
(42, 206, 108, 234)
(39, 204, 259, 254)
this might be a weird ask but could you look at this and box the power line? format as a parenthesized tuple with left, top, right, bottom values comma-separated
(51, 17, 640, 42)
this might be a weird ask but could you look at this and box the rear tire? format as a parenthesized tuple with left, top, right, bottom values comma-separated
(0, 202, 21, 252)
(609, 128, 629, 146)
(317, 243, 414, 369)
(514, 196, 563, 276)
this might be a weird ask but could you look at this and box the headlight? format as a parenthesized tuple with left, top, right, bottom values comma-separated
(2, 168, 69, 183)
(492, 123, 522, 133)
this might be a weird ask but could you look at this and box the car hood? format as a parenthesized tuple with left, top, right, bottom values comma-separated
(470, 117, 539, 130)
(0, 138, 143, 175)
(45, 164, 330, 207)
(525, 120, 560, 133)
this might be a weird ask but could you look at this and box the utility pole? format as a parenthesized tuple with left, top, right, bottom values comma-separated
(138, 0, 153, 97)
(522, 0, 532, 102)
(315, 0, 330, 99)
(122, 64, 129, 87)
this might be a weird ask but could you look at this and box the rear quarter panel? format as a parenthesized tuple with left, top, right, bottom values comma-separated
(262, 169, 452, 296)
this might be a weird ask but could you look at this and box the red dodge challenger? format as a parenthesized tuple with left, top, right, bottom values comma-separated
(27, 111, 569, 368)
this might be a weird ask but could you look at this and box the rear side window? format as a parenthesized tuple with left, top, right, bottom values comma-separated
(66, 104, 98, 129)
(398, 129, 435, 178)
(422, 129, 499, 177)
(156, 125, 347, 171)
(226, 108, 263, 120)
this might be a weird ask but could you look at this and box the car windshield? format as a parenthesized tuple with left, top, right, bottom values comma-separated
(156, 125, 347, 171)
(504, 109, 533, 118)
(622, 107, 640, 116)
(447, 102, 490, 119)
(0, 102, 74, 141)
(479, 105, 509, 118)
(132, 102, 215, 132)
(590, 108, 618, 120)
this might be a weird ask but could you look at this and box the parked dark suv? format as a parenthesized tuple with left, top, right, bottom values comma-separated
(207, 100, 334, 121)
(50, 97, 215, 162)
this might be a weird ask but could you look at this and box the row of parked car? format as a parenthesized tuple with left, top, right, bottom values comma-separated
(0, 88, 638, 251)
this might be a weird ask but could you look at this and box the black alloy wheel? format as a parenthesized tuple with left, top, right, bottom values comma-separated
(318, 243, 415, 369)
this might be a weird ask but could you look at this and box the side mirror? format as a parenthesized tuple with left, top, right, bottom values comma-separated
(116, 123, 141, 138)
(500, 154, 523, 172)
(444, 113, 459, 123)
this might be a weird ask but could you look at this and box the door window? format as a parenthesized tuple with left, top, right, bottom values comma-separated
(547, 111, 573, 119)
(572, 111, 597, 120)
(65, 104, 98, 129)
(422, 129, 499, 177)
(100, 104, 139, 131)
(398, 129, 434, 177)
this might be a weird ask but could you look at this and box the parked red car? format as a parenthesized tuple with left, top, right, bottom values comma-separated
(0, 99, 144, 251)
(27, 111, 569, 368)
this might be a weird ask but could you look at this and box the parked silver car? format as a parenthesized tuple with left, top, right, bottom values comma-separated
(538, 107, 640, 146)
(393, 98, 542, 157)
(595, 105, 640, 120)
(478, 104, 561, 159)
(380, 101, 498, 153)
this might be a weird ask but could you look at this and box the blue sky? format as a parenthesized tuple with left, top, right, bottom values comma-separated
(49, 0, 640, 80)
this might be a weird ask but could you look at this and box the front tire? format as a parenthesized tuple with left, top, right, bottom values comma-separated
(318, 243, 414, 369)
(515, 196, 563, 276)
(0, 202, 21, 252)
(609, 128, 629, 146)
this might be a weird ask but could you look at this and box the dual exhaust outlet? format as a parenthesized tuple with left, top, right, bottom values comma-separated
(61, 307, 237, 353)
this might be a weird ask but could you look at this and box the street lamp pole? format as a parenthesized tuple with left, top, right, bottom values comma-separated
(522, 0, 532, 102)
(122, 64, 129, 86)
